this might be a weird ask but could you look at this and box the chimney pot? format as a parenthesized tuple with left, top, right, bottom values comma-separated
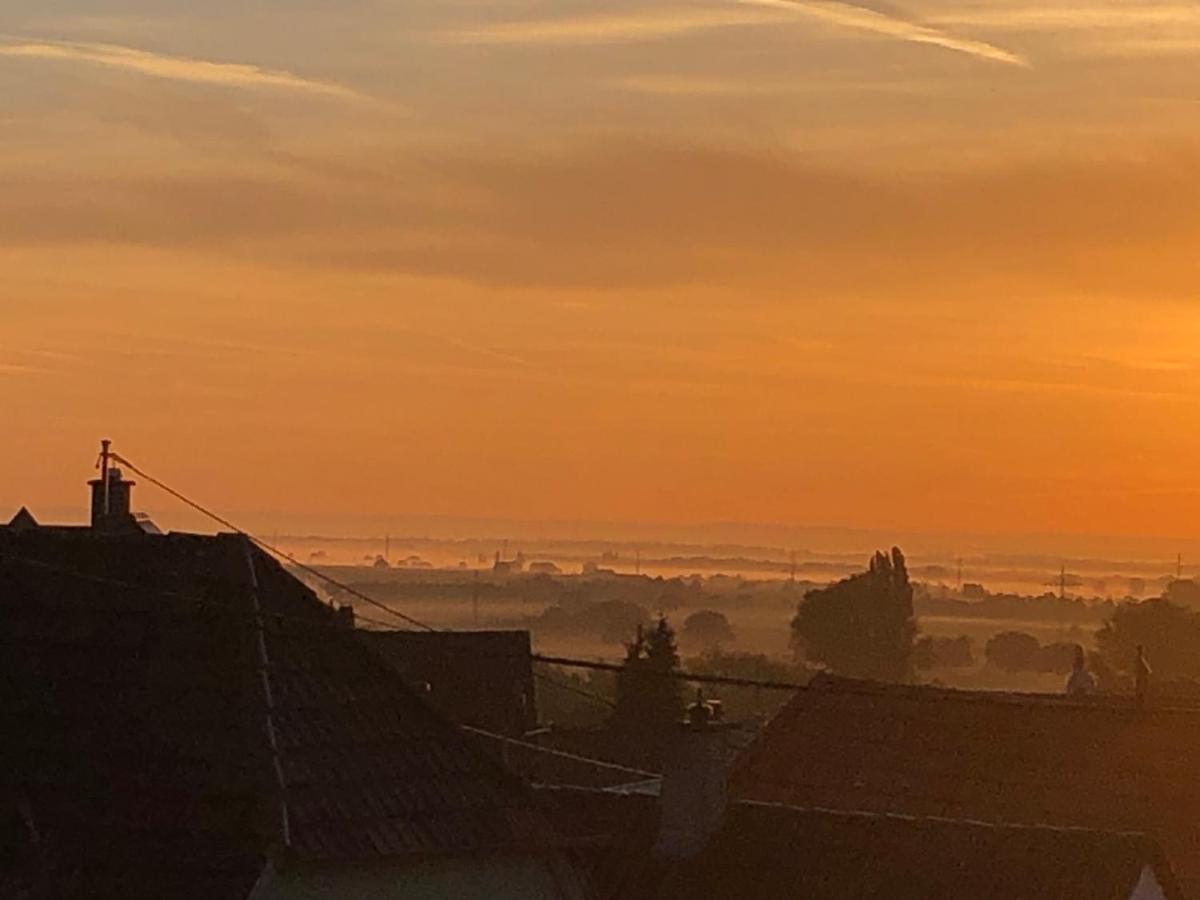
(653, 705, 737, 860)
(89, 464, 136, 532)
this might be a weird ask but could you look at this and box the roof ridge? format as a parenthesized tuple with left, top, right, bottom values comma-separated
(732, 800, 1159, 841)
(801, 674, 1200, 716)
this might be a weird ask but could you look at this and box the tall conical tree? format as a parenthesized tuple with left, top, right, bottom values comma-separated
(610, 616, 685, 731)
(611, 624, 649, 730)
(644, 615, 685, 723)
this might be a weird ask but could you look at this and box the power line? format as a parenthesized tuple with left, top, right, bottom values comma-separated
(0, 550, 402, 633)
(0, 551, 784, 700)
(6, 533, 1184, 812)
(533, 653, 805, 692)
(110, 451, 434, 633)
(10, 543, 795, 704)
(531, 667, 616, 710)
(3, 550, 638, 786)
(60, 446, 809, 705)
(461, 725, 658, 779)
(106, 447, 636, 712)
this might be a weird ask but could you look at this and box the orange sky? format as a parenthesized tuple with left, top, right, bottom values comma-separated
(2, 1, 1200, 543)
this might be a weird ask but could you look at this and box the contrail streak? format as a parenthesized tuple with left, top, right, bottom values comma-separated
(737, 0, 1028, 65)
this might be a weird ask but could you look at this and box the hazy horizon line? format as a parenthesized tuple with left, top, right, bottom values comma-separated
(12, 502, 1200, 561)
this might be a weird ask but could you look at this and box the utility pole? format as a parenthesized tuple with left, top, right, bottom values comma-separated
(472, 570, 480, 627)
(956, 557, 963, 593)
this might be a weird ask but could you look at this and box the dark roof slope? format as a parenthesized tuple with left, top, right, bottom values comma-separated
(0, 529, 564, 898)
(732, 675, 1200, 896)
(6, 508, 38, 531)
(359, 629, 537, 736)
(668, 803, 1179, 900)
(538, 788, 1181, 900)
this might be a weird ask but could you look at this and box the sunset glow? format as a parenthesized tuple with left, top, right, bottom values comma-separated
(3, 1, 1199, 543)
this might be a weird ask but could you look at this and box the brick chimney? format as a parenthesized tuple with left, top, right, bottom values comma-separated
(89, 441, 137, 533)
(653, 691, 738, 860)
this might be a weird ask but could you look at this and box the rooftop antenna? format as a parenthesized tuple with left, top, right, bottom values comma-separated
(97, 439, 112, 518)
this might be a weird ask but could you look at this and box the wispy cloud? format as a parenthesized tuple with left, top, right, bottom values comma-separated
(610, 73, 932, 96)
(0, 37, 365, 100)
(928, 5, 1200, 30)
(443, 1, 1024, 66)
(442, 8, 789, 44)
(0, 362, 46, 376)
(737, 0, 1027, 65)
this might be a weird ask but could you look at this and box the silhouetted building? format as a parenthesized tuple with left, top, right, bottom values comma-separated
(360, 630, 538, 737)
(0, 525, 589, 899)
(539, 787, 1179, 900)
(3, 450, 160, 536)
(534, 704, 1181, 899)
(732, 675, 1200, 896)
(6, 507, 38, 532)
(493, 551, 526, 576)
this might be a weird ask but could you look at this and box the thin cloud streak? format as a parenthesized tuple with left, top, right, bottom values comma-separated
(929, 5, 1200, 30)
(0, 37, 365, 100)
(737, 0, 1028, 66)
(442, 8, 787, 44)
(0, 362, 46, 376)
(610, 73, 932, 96)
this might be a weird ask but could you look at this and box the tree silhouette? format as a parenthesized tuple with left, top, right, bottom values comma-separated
(790, 547, 916, 682)
(610, 615, 685, 732)
(985, 631, 1042, 673)
(680, 609, 736, 651)
(1096, 598, 1200, 686)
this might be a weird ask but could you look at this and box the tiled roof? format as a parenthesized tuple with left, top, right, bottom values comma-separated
(732, 674, 1200, 896)
(0, 529, 567, 898)
(359, 630, 537, 736)
(538, 787, 1182, 900)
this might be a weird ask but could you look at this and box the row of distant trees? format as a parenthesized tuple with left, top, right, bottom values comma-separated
(788, 546, 1200, 691)
(539, 550, 1200, 730)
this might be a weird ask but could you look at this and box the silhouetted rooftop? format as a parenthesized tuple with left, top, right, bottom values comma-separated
(538, 786, 1181, 900)
(359, 629, 537, 737)
(732, 674, 1200, 896)
(0, 528, 566, 898)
